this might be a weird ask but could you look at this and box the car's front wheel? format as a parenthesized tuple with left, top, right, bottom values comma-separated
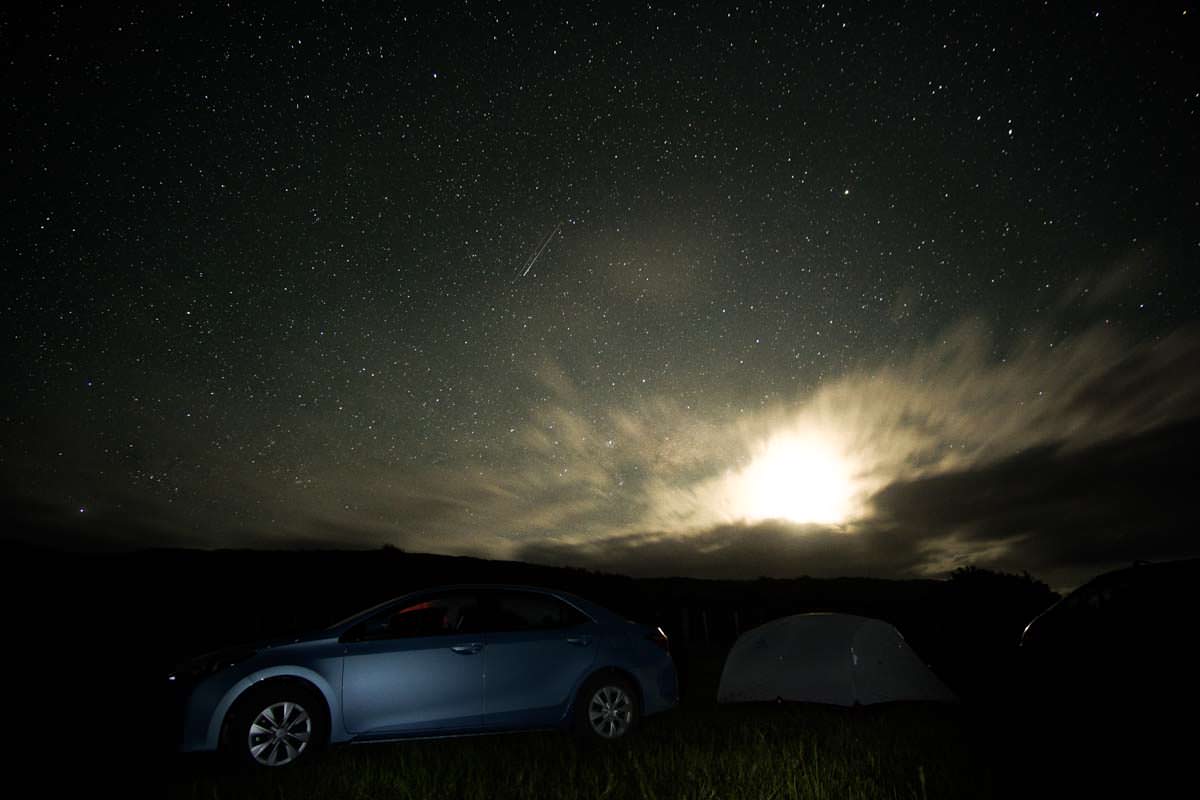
(224, 683, 328, 768)
(575, 674, 639, 741)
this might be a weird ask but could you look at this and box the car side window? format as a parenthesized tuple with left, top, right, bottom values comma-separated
(351, 593, 482, 640)
(1074, 579, 1131, 614)
(488, 591, 591, 632)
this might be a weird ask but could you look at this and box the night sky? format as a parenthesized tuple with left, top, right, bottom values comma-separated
(4, 2, 1198, 589)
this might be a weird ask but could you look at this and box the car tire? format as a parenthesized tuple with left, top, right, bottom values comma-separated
(574, 673, 639, 741)
(223, 683, 328, 768)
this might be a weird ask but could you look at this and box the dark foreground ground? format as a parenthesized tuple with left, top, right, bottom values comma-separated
(161, 643, 1184, 800)
(166, 703, 979, 800)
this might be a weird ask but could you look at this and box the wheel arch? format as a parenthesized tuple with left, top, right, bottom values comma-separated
(211, 668, 339, 751)
(572, 665, 644, 717)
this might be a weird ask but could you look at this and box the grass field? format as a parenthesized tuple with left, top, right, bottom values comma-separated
(165, 702, 998, 800)
(162, 644, 1173, 799)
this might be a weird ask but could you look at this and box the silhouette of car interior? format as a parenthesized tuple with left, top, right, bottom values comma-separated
(371, 591, 583, 638)
(336, 588, 603, 648)
(340, 596, 465, 640)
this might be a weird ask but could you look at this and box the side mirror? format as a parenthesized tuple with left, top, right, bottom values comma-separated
(339, 622, 368, 643)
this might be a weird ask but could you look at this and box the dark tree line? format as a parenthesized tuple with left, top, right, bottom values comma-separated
(6, 541, 1064, 708)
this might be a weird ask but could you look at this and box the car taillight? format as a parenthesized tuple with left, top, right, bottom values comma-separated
(647, 626, 670, 652)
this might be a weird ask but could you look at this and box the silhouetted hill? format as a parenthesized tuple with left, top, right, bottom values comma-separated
(4, 541, 1063, 707)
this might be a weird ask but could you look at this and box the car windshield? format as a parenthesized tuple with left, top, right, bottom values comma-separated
(325, 596, 405, 631)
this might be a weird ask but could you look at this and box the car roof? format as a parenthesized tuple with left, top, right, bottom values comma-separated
(1027, 557, 1200, 629)
(1072, 557, 1200, 594)
(1023, 558, 1200, 633)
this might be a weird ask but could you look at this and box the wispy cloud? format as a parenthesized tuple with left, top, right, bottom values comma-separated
(10, 313, 1198, 588)
(497, 318, 1200, 585)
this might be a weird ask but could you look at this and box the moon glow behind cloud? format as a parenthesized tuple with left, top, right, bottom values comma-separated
(729, 432, 860, 526)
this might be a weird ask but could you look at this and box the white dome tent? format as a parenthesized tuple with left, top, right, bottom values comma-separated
(717, 613, 957, 706)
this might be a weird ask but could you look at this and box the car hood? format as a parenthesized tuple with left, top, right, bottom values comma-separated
(174, 628, 334, 671)
(254, 628, 337, 649)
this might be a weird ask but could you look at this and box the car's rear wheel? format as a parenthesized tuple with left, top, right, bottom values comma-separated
(575, 674, 639, 740)
(224, 683, 328, 768)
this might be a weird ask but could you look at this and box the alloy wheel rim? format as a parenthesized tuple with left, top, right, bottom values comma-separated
(588, 685, 633, 738)
(247, 701, 312, 766)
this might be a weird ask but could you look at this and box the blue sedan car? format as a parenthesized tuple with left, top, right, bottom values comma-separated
(170, 584, 678, 767)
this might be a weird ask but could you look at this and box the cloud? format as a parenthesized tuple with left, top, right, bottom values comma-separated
(508, 319, 1200, 586)
(868, 415, 1200, 586)
(592, 221, 722, 307)
(1055, 243, 1160, 312)
(322, 318, 1200, 586)
(516, 521, 924, 580)
(7, 309, 1199, 589)
(516, 414, 1200, 589)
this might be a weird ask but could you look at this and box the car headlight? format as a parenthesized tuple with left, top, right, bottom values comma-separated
(168, 646, 257, 682)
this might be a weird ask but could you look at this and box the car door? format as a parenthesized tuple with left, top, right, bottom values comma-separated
(480, 589, 599, 729)
(340, 591, 485, 735)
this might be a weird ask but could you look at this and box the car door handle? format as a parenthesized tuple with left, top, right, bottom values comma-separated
(566, 636, 592, 646)
(450, 642, 483, 654)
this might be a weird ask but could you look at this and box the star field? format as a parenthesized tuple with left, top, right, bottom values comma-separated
(3, 2, 1198, 586)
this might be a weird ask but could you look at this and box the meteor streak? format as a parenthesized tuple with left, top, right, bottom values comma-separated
(516, 222, 562, 278)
